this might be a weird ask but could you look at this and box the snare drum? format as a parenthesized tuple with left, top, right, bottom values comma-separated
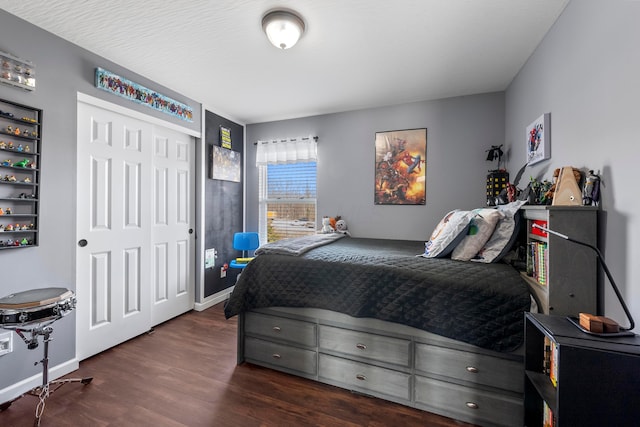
(0, 287, 76, 328)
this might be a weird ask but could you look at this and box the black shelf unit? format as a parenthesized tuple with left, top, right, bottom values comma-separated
(524, 313, 640, 426)
(0, 97, 41, 249)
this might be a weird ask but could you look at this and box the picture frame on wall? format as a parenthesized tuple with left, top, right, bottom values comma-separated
(210, 145, 241, 182)
(374, 128, 427, 205)
(526, 113, 550, 165)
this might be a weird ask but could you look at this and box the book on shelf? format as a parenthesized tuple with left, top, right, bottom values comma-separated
(543, 400, 556, 427)
(529, 241, 548, 285)
(543, 336, 552, 374)
(549, 338, 558, 387)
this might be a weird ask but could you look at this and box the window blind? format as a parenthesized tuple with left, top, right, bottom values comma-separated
(259, 162, 317, 243)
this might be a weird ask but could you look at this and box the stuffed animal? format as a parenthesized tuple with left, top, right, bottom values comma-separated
(335, 219, 351, 236)
(321, 216, 334, 233)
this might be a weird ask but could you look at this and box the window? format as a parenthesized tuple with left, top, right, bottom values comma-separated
(259, 162, 317, 243)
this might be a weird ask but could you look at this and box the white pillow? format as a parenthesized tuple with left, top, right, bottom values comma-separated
(423, 210, 473, 258)
(471, 200, 527, 263)
(451, 209, 504, 261)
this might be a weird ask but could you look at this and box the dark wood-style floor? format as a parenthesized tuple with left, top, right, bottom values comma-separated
(1, 303, 476, 427)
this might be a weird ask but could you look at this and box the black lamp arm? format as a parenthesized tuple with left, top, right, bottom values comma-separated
(532, 223, 635, 331)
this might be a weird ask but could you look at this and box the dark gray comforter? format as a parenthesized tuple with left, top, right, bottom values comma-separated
(224, 237, 531, 352)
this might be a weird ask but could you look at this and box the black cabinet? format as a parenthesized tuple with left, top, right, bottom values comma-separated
(524, 313, 640, 426)
(0, 98, 41, 249)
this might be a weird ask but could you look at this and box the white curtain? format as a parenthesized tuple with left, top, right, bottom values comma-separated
(256, 136, 317, 165)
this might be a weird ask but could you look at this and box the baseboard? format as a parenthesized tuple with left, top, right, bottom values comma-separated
(0, 357, 79, 405)
(194, 286, 234, 311)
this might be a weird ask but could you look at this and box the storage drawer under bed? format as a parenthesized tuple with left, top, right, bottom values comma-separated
(319, 325, 411, 367)
(414, 375, 522, 427)
(319, 354, 411, 401)
(244, 336, 317, 376)
(245, 311, 317, 347)
(414, 342, 523, 393)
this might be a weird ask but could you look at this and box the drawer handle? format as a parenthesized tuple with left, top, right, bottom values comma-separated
(355, 374, 367, 381)
(466, 402, 479, 410)
(272, 326, 281, 332)
(272, 353, 281, 359)
(466, 366, 479, 374)
(356, 343, 367, 350)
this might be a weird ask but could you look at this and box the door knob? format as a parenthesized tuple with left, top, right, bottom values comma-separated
(78, 239, 88, 247)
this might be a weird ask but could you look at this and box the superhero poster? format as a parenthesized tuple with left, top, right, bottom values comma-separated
(374, 128, 426, 205)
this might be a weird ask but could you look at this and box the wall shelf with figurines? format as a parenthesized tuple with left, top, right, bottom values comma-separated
(0, 51, 36, 91)
(0, 98, 41, 250)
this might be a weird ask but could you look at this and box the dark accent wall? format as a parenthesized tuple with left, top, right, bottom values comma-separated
(204, 110, 244, 297)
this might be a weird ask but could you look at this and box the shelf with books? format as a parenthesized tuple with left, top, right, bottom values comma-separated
(519, 206, 598, 316)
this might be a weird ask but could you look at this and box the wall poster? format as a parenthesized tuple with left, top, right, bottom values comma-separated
(527, 113, 551, 165)
(374, 128, 427, 205)
(210, 145, 241, 182)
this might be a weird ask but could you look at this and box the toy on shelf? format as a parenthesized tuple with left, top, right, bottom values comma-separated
(14, 159, 29, 168)
(1, 159, 12, 166)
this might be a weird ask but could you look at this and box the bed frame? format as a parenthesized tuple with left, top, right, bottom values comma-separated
(237, 306, 524, 427)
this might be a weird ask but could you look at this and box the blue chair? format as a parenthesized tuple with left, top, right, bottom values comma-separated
(229, 232, 260, 269)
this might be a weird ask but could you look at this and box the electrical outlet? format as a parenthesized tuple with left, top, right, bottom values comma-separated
(0, 331, 12, 356)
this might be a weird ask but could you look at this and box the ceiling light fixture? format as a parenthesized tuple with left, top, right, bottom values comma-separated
(262, 10, 305, 50)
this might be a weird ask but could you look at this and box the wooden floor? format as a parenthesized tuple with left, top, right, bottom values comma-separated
(1, 303, 476, 427)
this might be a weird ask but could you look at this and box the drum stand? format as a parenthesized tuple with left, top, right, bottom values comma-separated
(5, 320, 93, 427)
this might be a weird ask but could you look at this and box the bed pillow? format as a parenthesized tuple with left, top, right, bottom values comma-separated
(471, 200, 527, 263)
(451, 209, 504, 261)
(423, 210, 473, 258)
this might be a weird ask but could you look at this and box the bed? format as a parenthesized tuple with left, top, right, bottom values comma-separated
(224, 222, 534, 427)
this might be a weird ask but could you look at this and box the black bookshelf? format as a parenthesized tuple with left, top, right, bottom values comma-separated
(524, 313, 640, 426)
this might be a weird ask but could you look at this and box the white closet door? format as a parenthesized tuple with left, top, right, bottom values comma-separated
(150, 125, 195, 325)
(76, 99, 195, 360)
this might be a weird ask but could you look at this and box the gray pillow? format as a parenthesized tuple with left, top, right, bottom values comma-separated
(471, 200, 526, 263)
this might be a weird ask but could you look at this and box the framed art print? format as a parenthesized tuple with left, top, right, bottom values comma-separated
(210, 145, 241, 182)
(374, 128, 426, 205)
(526, 113, 550, 165)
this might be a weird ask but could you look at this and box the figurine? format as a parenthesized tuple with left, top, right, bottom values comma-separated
(0, 207, 4, 215)
(22, 177, 30, 183)
(14, 159, 29, 168)
(7, 175, 16, 182)
(29, 223, 35, 229)
(17, 144, 23, 152)
(1, 159, 12, 166)
(21, 224, 28, 230)
(13, 128, 20, 136)
(24, 145, 30, 153)
(20, 237, 29, 245)
(0, 141, 5, 149)
(7, 141, 13, 149)
(0, 225, 4, 232)
(5, 224, 13, 231)
(6, 125, 12, 133)
(5, 208, 11, 214)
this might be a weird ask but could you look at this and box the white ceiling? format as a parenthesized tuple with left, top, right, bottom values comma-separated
(0, 0, 569, 124)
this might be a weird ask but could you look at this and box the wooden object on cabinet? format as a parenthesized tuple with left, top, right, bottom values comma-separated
(524, 312, 640, 426)
(551, 167, 582, 206)
(520, 205, 599, 316)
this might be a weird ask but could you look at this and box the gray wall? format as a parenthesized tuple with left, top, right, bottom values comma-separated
(0, 10, 200, 393)
(246, 92, 505, 241)
(505, 0, 640, 326)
